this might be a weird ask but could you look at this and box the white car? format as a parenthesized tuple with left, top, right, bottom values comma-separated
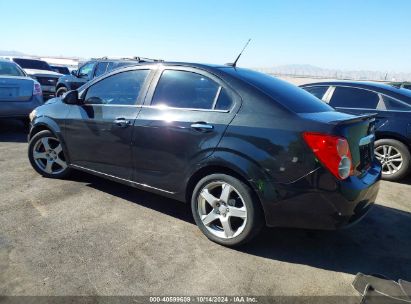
(1, 57, 62, 100)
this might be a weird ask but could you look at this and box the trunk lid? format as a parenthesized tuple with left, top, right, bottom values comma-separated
(0, 76, 33, 102)
(300, 111, 376, 176)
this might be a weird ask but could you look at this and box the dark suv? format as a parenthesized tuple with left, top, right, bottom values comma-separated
(28, 63, 381, 246)
(301, 81, 411, 181)
(55, 57, 159, 97)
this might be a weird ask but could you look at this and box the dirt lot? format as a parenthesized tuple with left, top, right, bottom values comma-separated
(1, 119, 410, 298)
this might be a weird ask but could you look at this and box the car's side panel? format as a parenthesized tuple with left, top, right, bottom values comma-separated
(30, 103, 72, 163)
(62, 68, 156, 180)
(130, 66, 241, 194)
(64, 104, 141, 180)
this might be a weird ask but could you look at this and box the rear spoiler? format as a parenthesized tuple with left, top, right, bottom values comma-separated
(329, 113, 377, 125)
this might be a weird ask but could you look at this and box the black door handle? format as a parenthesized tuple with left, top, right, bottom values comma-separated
(113, 118, 131, 128)
(190, 122, 214, 131)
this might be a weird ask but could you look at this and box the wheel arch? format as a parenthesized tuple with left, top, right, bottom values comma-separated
(185, 164, 267, 225)
(375, 132, 411, 150)
(29, 119, 71, 164)
(29, 123, 52, 141)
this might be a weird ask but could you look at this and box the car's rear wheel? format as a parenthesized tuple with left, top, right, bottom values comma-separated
(56, 86, 68, 97)
(374, 138, 410, 181)
(191, 174, 263, 247)
(28, 130, 71, 178)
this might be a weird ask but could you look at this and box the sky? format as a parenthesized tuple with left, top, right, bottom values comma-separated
(0, 0, 410, 72)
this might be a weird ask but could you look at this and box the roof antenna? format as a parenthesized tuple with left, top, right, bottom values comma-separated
(227, 38, 251, 68)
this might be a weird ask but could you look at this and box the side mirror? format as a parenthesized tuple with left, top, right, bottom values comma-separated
(62, 90, 80, 105)
(78, 73, 89, 79)
(71, 70, 78, 76)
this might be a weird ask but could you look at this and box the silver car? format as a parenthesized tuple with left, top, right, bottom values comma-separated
(0, 59, 43, 122)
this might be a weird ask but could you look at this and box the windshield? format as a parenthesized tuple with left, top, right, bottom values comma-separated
(13, 58, 52, 71)
(224, 68, 334, 113)
(0, 61, 26, 77)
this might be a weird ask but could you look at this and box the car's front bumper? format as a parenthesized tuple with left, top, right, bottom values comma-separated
(256, 161, 381, 230)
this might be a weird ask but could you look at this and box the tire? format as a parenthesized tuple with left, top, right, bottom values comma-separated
(374, 138, 411, 181)
(191, 174, 264, 247)
(56, 86, 68, 97)
(28, 130, 71, 178)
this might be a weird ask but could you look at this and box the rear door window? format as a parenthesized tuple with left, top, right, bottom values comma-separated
(330, 87, 379, 109)
(151, 70, 231, 110)
(303, 86, 329, 100)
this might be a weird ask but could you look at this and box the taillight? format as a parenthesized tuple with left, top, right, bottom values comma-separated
(33, 82, 42, 96)
(303, 132, 353, 180)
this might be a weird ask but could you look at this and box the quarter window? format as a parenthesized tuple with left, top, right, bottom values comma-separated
(381, 95, 411, 111)
(214, 89, 233, 110)
(84, 70, 149, 105)
(303, 86, 329, 100)
(330, 87, 379, 109)
(106, 62, 115, 73)
(94, 62, 109, 78)
(151, 70, 230, 110)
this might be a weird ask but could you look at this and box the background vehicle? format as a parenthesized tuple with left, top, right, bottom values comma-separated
(55, 57, 160, 97)
(0, 59, 43, 123)
(301, 81, 411, 181)
(390, 82, 411, 90)
(28, 63, 380, 246)
(50, 65, 70, 75)
(1, 57, 62, 100)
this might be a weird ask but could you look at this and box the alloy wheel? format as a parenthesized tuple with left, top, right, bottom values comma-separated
(32, 136, 67, 175)
(197, 181, 247, 239)
(375, 145, 403, 175)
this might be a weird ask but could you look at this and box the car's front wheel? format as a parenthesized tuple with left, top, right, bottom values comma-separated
(28, 130, 71, 178)
(191, 174, 263, 247)
(374, 138, 410, 181)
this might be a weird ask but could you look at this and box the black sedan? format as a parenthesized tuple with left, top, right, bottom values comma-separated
(28, 63, 381, 246)
(301, 81, 411, 181)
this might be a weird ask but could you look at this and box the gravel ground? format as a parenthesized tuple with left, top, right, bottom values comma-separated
(0, 119, 410, 298)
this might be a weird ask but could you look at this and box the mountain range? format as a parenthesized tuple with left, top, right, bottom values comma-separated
(1, 50, 410, 82)
(255, 64, 411, 82)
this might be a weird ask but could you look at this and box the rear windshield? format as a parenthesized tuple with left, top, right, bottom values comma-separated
(0, 61, 26, 76)
(13, 58, 52, 71)
(51, 66, 70, 75)
(226, 68, 334, 113)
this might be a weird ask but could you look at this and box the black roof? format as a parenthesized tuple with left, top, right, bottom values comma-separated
(301, 80, 411, 100)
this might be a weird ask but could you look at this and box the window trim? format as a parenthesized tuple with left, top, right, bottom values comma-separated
(325, 85, 411, 111)
(302, 85, 335, 103)
(144, 66, 237, 112)
(82, 69, 153, 106)
(379, 94, 411, 111)
(303, 85, 330, 101)
(93, 61, 109, 78)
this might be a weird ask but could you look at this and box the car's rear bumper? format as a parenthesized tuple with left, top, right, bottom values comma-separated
(0, 96, 43, 118)
(257, 161, 381, 230)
